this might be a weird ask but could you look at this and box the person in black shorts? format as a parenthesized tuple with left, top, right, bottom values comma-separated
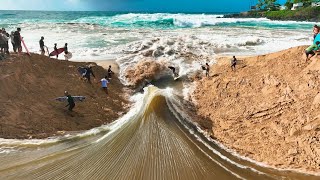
(107, 65, 114, 80)
(39, 36, 45, 55)
(231, 56, 237, 71)
(13, 28, 22, 55)
(64, 91, 75, 111)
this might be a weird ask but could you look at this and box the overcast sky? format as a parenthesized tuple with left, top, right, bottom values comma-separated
(0, 0, 286, 12)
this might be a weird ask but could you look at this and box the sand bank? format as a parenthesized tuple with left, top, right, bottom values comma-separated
(0, 54, 130, 139)
(193, 46, 320, 173)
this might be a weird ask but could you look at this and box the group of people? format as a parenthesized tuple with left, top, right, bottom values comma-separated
(305, 24, 320, 61)
(65, 65, 115, 111)
(39, 36, 71, 60)
(0, 27, 22, 56)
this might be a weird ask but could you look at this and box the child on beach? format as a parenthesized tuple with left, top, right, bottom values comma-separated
(305, 41, 320, 62)
(100, 76, 110, 94)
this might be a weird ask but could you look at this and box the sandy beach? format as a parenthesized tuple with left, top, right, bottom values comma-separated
(0, 54, 130, 139)
(192, 46, 320, 173)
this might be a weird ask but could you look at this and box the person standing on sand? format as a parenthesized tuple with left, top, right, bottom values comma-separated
(313, 25, 319, 39)
(54, 43, 58, 59)
(305, 41, 320, 62)
(205, 63, 210, 77)
(39, 36, 45, 55)
(13, 28, 22, 55)
(107, 65, 114, 80)
(10, 31, 16, 53)
(100, 76, 110, 94)
(231, 56, 237, 71)
(64, 91, 75, 111)
(64, 43, 68, 54)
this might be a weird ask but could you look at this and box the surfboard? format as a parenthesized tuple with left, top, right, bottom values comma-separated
(49, 48, 64, 57)
(64, 52, 73, 60)
(55, 96, 86, 102)
(20, 36, 31, 56)
(174, 76, 180, 81)
(44, 46, 50, 56)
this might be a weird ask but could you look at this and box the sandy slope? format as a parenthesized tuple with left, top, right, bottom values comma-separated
(193, 46, 320, 173)
(0, 54, 130, 139)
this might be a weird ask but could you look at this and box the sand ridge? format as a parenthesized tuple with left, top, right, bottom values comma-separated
(193, 46, 320, 173)
(0, 54, 130, 139)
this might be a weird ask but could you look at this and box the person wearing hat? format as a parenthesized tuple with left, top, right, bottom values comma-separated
(39, 36, 45, 55)
(64, 91, 75, 111)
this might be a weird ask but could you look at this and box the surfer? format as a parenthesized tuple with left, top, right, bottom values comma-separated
(64, 43, 68, 54)
(39, 36, 45, 55)
(168, 66, 178, 77)
(231, 56, 237, 71)
(84, 66, 95, 83)
(313, 25, 319, 39)
(100, 76, 110, 94)
(305, 41, 320, 62)
(107, 65, 114, 80)
(64, 91, 75, 111)
(54, 43, 58, 59)
(13, 28, 22, 55)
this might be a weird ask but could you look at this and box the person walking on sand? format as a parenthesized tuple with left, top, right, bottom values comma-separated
(231, 56, 237, 71)
(54, 43, 58, 59)
(107, 65, 114, 80)
(205, 63, 210, 77)
(64, 91, 75, 111)
(84, 66, 95, 83)
(100, 76, 110, 94)
(13, 28, 22, 55)
(39, 36, 45, 55)
(313, 25, 320, 39)
(305, 41, 320, 62)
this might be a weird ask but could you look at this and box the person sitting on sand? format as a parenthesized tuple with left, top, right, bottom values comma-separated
(168, 66, 179, 77)
(100, 76, 110, 94)
(231, 56, 237, 71)
(39, 36, 45, 55)
(64, 91, 75, 111)
(84, 66, 95, 83)
(313, 25, 319, 39)
(305, 41, 320, 62)
(107, 65, 114, 80)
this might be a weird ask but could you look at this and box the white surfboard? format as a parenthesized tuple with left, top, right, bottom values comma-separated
(55, 96, 86, 102)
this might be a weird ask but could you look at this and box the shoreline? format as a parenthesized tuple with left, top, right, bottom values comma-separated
(192, 45, 320, 173)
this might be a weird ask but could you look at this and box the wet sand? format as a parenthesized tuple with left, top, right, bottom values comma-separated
(0, 54, 130, 139)
(192, 46, 320, 173)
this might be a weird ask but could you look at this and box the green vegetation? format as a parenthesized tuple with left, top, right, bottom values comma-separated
(265, 6, 320, 21)
(244, 0, 320, 21)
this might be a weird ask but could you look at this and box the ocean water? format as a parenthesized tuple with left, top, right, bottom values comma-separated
(0, 10, 315, 83)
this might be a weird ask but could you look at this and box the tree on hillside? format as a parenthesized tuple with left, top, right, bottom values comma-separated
(257, 0, 281, 10)
(285, 0, 293, 9)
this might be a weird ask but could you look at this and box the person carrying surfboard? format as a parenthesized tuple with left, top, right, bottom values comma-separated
(84, 65, 95, 83)
(39, 36, 45, 55)
(64, 91, 75, 111)
(13, 28, 22, 55)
